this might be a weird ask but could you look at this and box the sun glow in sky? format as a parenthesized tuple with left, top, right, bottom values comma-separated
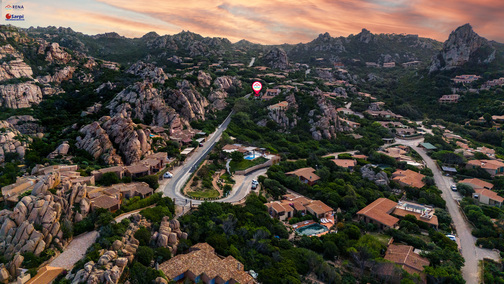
(3, 0, 504, 44)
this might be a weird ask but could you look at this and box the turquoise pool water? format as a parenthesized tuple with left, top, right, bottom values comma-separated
(244, 155, 256, 160)
(296, 223, 328, 236)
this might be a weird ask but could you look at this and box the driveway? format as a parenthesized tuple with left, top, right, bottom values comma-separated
(49, 231, 99, 270)
(396, 138, 500, 284)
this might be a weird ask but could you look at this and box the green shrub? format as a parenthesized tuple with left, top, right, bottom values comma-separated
(136, 246, 154, 266)
(134, 227, 151, 246)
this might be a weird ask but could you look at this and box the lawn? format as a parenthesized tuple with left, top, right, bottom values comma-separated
(230, 157, 268, 172)
(187, 189, 220, 199)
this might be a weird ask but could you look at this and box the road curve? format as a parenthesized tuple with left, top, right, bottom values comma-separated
(396, 138, 499, 284)
(162, 110, 234, 205)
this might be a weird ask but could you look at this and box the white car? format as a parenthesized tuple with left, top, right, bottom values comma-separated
(163, 172, 173, 178)
(446, 234, 457, 242)
(450, 185, 457, 191)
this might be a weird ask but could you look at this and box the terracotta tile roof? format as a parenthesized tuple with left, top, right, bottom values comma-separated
(286, 167, 320, 183)
(306, 200, 334, 215)
(468, 159, 504, 170)
(269, 201, 293, 213)
(352, 154, 368, 159)
(146, 152, 168, 160)
(392, 169, 426, 188)
(290, 196, 311, 206)
(459, 178, 494, 189)
(91, 194, 120, 210)
(125, 163, 150, 174)
(26, 266, 64, 284)
(291, 201, 306, 211)
(384, 244, 429, 275)
(159, 243, 253, 284)
(332, 159, 357, 168)
(97, 166, 125, 174)
(357, 198, 399, 228)
(475, 188, 504, 203)
(142, 158, 161, 167)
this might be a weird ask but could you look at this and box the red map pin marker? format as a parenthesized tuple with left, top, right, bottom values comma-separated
(252, 81, 262, 96)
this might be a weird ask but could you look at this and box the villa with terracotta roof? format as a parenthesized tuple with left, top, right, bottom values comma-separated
(286, 167, 320, 186)
(459, 178, 494, 190)
(267, 101, 289, 111)
(357, 198, 399, 230)
(438, 94, 460, 103)
(357, 198, 438, 230)
(391, 169, 426, 188)
(332, 159, 357, 170)
(90, 194, 121, 212)
(158, 243, 254, 284)
(466, 159, 504, 177)
(384, 244, 429, 276)
(267, 194, 333, 221)
(473, 189, 504, 207)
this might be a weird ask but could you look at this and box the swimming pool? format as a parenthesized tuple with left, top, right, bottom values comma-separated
(244, 155, 256, 160)
(296, 223, 328, 236)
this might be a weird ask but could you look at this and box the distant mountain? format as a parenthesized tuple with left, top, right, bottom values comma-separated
(429, 24, 503, 72)
(285, 29, 442, 65)
(27, 26, 445, 68)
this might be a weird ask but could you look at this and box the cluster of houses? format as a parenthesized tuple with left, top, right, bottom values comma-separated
(459, 178, 504, 207)
(0, 163, 155, 212)
(452, 75, 481, 84)
(91, 152, 171, 180)
(466, 159, 504, 177)
(455, 141, 495, 159)
(266, 193, 334, 221)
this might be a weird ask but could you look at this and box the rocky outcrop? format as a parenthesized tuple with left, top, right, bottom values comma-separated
(361, 164, 389, 186)
(264, 47, 289, 70)
(197, 71, 212, 88)
(308, 90, 351, 140)
(75, 121, 123, 166)
(153, 217, 186, 255)
(0, 120, 29, 163)
(0, 83, 42, 109)
(260, 93, 298, 131)
(6, 115, 44, 136)
(165, 80, 208, 122)
(126, 61, 171, 83)
(0, 44, 33, 81)
(37, 66, 76, 84)
(67, 214, 152, 284)
(47, 141, 70, 159)
(207, 76, 242, 110)
(44, 43, 72, 65)
(430, 24, 496, 72)
(76, 115, 152, 165)
(108, 82, 180, 127)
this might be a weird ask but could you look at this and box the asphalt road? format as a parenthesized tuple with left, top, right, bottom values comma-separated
(162, 110, 234, 205)
(396, 138, 499, 284)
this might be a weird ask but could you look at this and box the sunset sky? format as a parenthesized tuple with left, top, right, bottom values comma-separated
(3, 0, 504, 44)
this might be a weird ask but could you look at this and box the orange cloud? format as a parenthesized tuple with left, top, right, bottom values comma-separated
(13, 0, 504, 44)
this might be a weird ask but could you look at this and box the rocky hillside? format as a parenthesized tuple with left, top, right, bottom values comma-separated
(286, 28, 442, 65)
(429, 24, 500, 72)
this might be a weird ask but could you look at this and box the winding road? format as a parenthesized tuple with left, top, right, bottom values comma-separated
(396, 138, 499, 284)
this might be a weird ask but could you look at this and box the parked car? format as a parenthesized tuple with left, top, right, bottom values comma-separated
(446, 234, 457, 242)
(199, 143, 204, 147)
(450, 184, 457, 191)
(163, 172, 173, 178)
